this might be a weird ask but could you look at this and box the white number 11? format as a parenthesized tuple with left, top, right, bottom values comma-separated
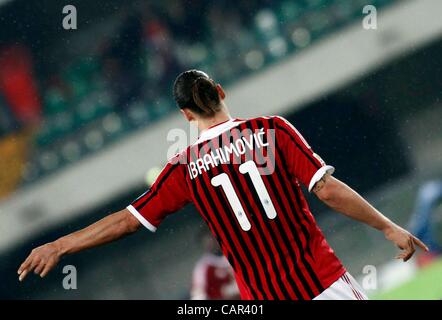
(211, 161, 277, 231)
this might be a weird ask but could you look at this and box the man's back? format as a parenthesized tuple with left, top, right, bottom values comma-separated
(18, 69, 424, 301)
(129, 116, 345, 299)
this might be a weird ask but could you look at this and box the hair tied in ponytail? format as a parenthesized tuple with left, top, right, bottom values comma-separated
(173, 70, 221, 117)
(191, 77, 220, 116)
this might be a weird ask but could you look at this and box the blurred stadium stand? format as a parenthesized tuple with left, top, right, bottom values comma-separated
(0, 0, 399, 188)
(0, 0, 442, 299)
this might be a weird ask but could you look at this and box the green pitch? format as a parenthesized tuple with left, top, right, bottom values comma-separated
(373, 259, 442, 300)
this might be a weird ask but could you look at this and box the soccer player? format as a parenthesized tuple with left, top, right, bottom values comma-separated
(18, 70, 428, 300)
(191, 227, 240, 300)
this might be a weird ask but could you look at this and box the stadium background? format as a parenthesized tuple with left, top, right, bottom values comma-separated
(0, 0, 441, 299)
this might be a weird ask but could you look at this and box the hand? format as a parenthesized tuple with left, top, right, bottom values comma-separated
(18, 242, 62, 282)
(383, 224, 429, 262)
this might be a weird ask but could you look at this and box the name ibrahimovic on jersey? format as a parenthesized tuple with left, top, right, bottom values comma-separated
(129, 117, 345, 300)
(187, 127, 275, 179)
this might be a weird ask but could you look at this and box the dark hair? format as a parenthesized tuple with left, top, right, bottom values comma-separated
(173, 69, 221, 117)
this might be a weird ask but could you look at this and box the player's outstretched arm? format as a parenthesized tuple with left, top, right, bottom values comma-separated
(17, 208, 141, 281)
(313, 174, 429, 262)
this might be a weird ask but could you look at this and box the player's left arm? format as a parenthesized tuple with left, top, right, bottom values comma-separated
(18, 156, 190, 282)
(17, 208, 141, 281)
(313, 174, 429, 261)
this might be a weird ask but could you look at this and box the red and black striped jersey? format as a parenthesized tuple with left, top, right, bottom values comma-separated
(128, 116, 346, 300)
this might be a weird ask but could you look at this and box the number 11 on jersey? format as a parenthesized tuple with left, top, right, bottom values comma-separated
(211, 161, 277, 231)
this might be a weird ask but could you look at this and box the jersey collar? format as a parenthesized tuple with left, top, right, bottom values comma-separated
(195, 118, 243, 144)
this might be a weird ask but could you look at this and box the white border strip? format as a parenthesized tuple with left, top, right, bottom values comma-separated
(308, 165, 335, 192)
(127, 205, 157, 232)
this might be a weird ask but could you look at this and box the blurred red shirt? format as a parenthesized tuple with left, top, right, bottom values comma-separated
(191, 253, 240, 300)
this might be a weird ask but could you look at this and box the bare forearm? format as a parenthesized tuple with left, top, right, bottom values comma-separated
(18, 208, 141, 281)
(55, 208, 139, 256)
(314, 175, 428, 261)
(316, 177, 394, 231)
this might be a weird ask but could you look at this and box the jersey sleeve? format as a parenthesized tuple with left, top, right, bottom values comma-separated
(273, 116, 335, 192)
(127, 158, 191, 232)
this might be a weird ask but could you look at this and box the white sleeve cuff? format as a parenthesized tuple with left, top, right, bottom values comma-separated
(127, 205, 157, 232)
(308, 165, 335, 192)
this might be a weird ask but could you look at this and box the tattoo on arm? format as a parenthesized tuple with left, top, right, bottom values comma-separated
(312, 173, 330, 193)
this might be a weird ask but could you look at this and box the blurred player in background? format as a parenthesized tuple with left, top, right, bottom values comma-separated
(191, 227, 240, 300)
(409, 180, 442, 267)
(18, 70, 428, 300)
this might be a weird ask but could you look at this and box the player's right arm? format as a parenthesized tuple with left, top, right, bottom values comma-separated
(18, 157, 190, 282)
(273, 116, 428, 262)
(313, 175, 428, 261)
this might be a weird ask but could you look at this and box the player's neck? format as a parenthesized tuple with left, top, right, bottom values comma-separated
(196, 108, 232, 133)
